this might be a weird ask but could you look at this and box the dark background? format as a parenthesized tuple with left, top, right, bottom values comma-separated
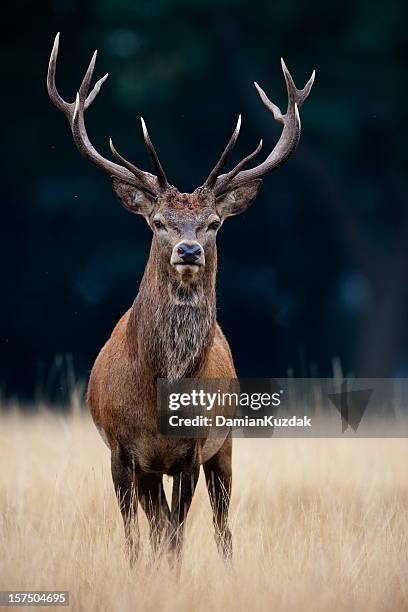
(2, 0, 408, 401)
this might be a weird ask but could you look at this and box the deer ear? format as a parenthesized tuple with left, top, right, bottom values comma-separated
(112, 178, 156, 217)
(216, 180, 262, 219)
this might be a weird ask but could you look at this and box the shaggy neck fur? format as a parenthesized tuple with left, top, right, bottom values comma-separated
(128, 240, 217, 381)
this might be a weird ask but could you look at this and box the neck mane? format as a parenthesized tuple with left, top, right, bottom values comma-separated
(127, 241, 217, 381)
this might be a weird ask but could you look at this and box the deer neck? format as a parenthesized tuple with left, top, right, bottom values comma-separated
(128, 241, 217, 380)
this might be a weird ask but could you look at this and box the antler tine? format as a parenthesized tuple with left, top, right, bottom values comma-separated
(47, 33, 165, 194)
(211, 60, 315, 195)
(204, 115, 242, 189)
(140, 118, 169, 189)
(281, 58, 315, 109)
(215, 140, 263, 193)
(78, 50, 98, 102)
(47, 32, 71, 115)
(109, 138, 157, 190)
(47, 33, 108, 115)
(85, 73, 109, 109)
(253, 81, 285, 124)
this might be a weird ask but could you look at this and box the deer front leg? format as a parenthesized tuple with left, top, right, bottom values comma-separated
(138, 473, 171, 554)
(111, 447, 139, 563)
(169, 467, 200, 557)
(203, 435, 232, 559)
(168, 442, 201, 557)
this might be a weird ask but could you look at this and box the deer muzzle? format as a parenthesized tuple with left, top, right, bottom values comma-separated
(171, 241, 205, 275)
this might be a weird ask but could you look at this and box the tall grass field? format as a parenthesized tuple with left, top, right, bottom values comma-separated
(1, 405, 407, 611)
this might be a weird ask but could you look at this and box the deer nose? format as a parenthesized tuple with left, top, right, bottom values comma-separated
(177, 242, 202, 264)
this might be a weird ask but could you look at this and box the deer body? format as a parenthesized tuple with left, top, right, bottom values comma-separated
(86, 196, 237, 557)
(87, 244, 236, 472)
(47, 33, 314, 559)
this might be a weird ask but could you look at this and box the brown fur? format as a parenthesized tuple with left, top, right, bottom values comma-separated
(85, 183, 264, 559)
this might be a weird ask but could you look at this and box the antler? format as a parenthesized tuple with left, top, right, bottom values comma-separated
(205, 59, 315, 196)
(47, 33, 168, 196)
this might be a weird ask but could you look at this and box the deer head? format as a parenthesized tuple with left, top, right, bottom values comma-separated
(47, 33, 315, 287)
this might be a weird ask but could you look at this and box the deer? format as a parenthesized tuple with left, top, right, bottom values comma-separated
(47, 32, 314, 561)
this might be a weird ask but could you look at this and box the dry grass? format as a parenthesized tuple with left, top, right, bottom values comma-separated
(1, 405, 408, 612)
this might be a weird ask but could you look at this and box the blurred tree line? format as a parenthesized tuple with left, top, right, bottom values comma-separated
(1, 0, 407, 400)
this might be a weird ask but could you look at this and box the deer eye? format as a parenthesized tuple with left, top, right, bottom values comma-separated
(153, 219, 166, 231)
(207, 220, 221, 231)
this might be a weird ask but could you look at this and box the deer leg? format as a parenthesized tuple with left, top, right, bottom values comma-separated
(138, 473, 171, 554)
(203, 435, 232, 559)
(111, 447, 139, 562)
(168, 442, 201, 556)
(169, 466, 200, 557)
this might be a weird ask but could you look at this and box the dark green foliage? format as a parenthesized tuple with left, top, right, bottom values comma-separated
(2, 0, 407, 398)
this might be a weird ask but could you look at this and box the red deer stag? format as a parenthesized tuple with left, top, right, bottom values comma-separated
(47, 33, 314, 560)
